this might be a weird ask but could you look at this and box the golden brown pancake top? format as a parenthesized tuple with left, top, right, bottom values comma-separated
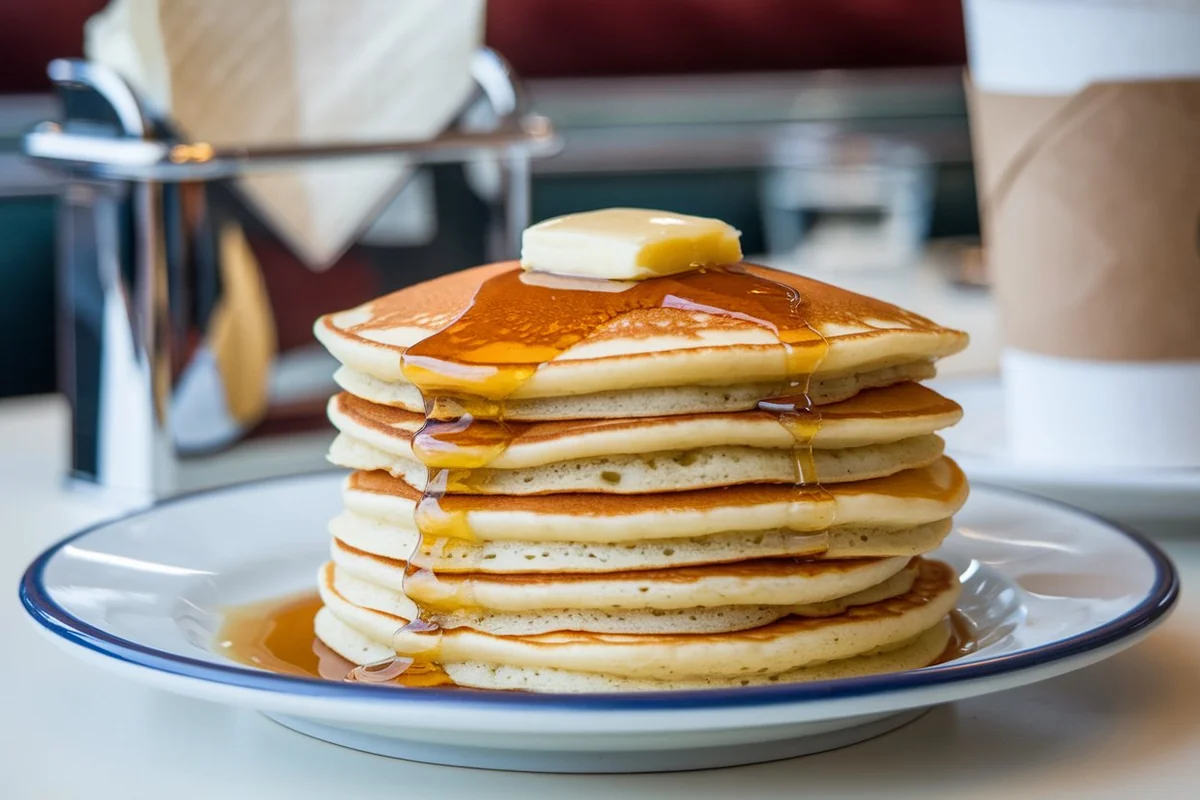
(321, 262, 958, 350)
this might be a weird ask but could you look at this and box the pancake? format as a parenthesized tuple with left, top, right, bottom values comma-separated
(329, 536, 911, 611)
(315, 608, 951, 691)
(327, 431, 946, 494)
(341, 457, 969, 543)
(329, 510, 954, 573)
(325, 560, 921, 636)
(327, 382, 963, 468)
(314, 262, 967, 411)
(316, 556, 960, 683)
(438, 621, 952, 691)
(333, 360, 940, 420)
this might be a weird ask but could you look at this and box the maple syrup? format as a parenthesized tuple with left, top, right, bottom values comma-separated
(214, 592, 454, 687)
(399, 265, 829, 401)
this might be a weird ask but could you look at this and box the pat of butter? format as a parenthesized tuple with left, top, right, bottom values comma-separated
(520, 208, 742, 280)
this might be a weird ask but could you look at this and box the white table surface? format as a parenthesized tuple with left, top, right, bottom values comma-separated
(4, 393, 1200, 798)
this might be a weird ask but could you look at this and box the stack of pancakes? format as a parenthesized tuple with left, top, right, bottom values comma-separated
(312, 261, 969, 692)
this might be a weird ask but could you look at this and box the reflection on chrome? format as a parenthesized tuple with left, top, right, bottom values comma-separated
(61, 546, 215, 576)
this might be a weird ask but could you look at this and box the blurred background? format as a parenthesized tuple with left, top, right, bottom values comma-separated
(0, 0, 981, 395)
(0, 0, 993, 497)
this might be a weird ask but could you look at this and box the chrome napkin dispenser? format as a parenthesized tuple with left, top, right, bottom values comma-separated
(24, 49, 558, 505)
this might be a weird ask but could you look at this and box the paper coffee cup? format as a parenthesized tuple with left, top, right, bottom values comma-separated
(965, 0, 1200, 467)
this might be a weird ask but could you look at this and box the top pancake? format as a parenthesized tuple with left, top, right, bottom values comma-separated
(315, 262, 968, 405)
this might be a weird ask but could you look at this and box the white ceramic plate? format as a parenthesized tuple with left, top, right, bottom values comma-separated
(20, 472, 1176, 773)
(936, 376, 1200, 525)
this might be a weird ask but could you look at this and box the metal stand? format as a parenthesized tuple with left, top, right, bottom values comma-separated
(24, 49, 558, 502)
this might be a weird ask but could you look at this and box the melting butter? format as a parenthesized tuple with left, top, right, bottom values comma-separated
(520, 208, 742, 280)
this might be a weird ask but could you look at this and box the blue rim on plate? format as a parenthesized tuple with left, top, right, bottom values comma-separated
(18, 474, 1180, 712)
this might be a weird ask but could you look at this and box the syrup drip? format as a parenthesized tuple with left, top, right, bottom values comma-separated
(346, 656, 414, 683)
(411, 414, 511, 470)
(759, 394, 823, 484)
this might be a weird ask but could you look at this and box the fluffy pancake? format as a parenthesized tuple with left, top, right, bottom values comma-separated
(327, 382, 962, 468)
(440, 622, 952, 691)
(316, 557, 960, 681)
(329, 536, 911, 611)
(327, 432, 946, 494)
(341, 457, 969, 543)
(333, 361, 939, 420)
(315, 608, 951, 691)
(326, 560, 920, 636)
(329, 510, 953, 573)
(314, 262, 967, 407)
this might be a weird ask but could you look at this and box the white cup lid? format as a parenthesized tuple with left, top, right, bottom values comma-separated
(965, 0, 1200, 94)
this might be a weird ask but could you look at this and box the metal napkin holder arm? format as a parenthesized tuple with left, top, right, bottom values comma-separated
(21, 48, 558, 502)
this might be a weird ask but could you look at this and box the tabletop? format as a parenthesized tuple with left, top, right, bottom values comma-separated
(3, 395, 1198, 799)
